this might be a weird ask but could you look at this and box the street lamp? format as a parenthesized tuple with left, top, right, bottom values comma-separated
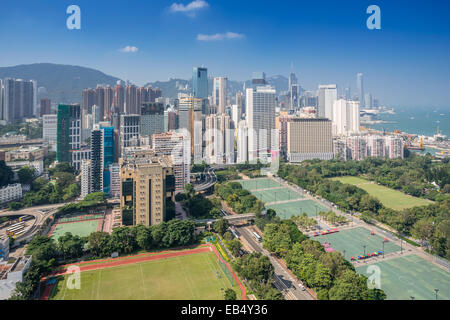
(435, 289, 439, 300)
(410, 296, 415, 300)
(343, 250, 346, 259)
(363, 245, 366, 262)
(382, 240, 385, 258)
(400, 239, 403, 254)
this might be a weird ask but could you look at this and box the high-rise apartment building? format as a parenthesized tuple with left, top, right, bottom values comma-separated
(318, 84, 337, 120)
(126, 84, 137, 114)
(152, 131, 191, 191)
(357, 73, 365, 108)
(104, 85, 114, 120)
(385, 136, 404, 159)
(109, 163, 121, 199)
(367, 135, 386, 158)
(287, 118, 333, 162)
(178, 97, 202, 161)
(205, 114, 233, 164)
(1, 78, 35, 123)
(332, 99, 360, 136)
(40, 98, 52, 116)
(213, 77, 227, 114)
(119, 114, 140, 157)
(82, 88, 96, 114)
(43, 114, 57, 144)
(113, 81, 125, 113)
(237, 120, 248, 164)
(346, 136, 367, 161)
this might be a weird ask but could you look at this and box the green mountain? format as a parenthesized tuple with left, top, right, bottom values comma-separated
(0, 63, 121, 105)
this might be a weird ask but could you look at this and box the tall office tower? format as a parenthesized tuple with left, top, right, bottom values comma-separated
(346, 136, 367, 160)
(56, 104, 82, 166)
(178, 97, 202, 160)
(366, 135, 386, 158)
(332, 99, 360, 135)
(245, 85, 276, 161)
(113, 81, 125, 113)
(104, 85, 114, 120)
(120, 153, 175, 226)
(109, 163, 121, 199)
(237, 120, 248, 164)
(235, 91, 244, 114)
(333, 139, 347, 161)
(357, 73, 365, 108)
(231, 104, 241, 126)
(289, 70, 299, 110)
(126, 84, 137, 114)
(300, 91, 318, 108)
(192, 67, 208, 99)
(385, 136, 404, 159)
(32, 80, 38, 116)
(92, 105, 101, 124)
(345, 86, 351, 100)
(119, 114, 140, 157)
(40, 98, 51, 116)
(276, 112, 293, 159)
(167, 110, 178, 130)
(287, 118, 333, 162)
(43, 114, 57, 144)
(251, 72, 266, 88)
(317, 84, 337, 120)
(153, 131, 191, 191)
(95, 85, 105, 120)
(2, 78, 34, 123)
(90, 128, 105, 194)
(140, 103, 165, 142)
(213, 77, 227, 114)
(205, 114, 233, 164)
(81, 159, 92, 199)
(0, 79, 3, 120)
(365, 93, 373, 109)
(82, 88, 96, 113)
(102, 126, 115, 195)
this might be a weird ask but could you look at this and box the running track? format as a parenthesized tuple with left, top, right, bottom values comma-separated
(41, 244, 247, 300)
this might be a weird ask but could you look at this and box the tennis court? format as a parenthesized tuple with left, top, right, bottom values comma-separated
(251, 188, 303, 203)
(50, 220, 101, 241)
(266, 199, 328, 219)
(238, 178, 282, 190)
(356, 255, 450, 300)
(315, 227, 401, 258)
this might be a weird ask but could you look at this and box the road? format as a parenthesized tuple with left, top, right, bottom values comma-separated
(194, 167, 218, 192)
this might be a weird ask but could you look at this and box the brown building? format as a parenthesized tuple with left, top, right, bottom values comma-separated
(40, 98, 52, 116)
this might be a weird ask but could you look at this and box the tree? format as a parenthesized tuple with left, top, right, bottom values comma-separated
(411, 219, 434, 245)
(136, 225, 152, 250)
(87, 232, 112, 257)
(0, 160, 14, 187)
(224, 288, 237, 300)
(18, 166, 35, 185)
(328, 270, 367, 300)
(214, 218, 230, 236)
(227, 239, 242, 257)
(185, 183, 195, 198)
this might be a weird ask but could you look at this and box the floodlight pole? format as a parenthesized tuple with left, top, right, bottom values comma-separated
(435, 289, 439, 300)
(363, 245, 366, 263)
(382, 241, 385, 258)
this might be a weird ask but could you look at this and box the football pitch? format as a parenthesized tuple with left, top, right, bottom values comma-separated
(50, 250, 242, 300)
(50, 220, 101, 241)
(356, 255, 450, 300)
(331, 176, 432, 211)
(315, 227, 401, 258)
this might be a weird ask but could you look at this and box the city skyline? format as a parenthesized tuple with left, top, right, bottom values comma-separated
(0, 0, 449, 108)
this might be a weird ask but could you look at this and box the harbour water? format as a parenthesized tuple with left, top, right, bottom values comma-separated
(366, 106, 450, 137)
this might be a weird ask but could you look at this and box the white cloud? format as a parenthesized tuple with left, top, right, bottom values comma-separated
(196, 32, 245, 41)
(170, 0, 209, 17)
(119, 46, 139, 53)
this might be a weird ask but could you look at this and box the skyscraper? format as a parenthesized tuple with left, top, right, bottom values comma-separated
(126, 84, 137, 114)
(56, 104, 82, 166)
(178, 97, 202, 160)
(205, 113, 233, 164)
(2, 78, 34, 123)
(104, 85, 114, 120)
(318, 84, 337, 120)
(140, 103, 165, 142)
(192, 67, 208, 99)
(246, 85, 276, 161)
(119, 114, 140, 157)
(251, 72, 266, 88)
(332, 99, 360, 135)
(90, 128, 104, 193)
(113, 81, 125, 113)
(40, 98, 51, 116)
(82, 88, 96, 113)
(357, 73, 365, 108)
(213, 77, 227, 114)
(102, 126, 115, 195)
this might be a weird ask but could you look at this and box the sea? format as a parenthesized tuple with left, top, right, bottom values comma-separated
(366, 106, 450, 138)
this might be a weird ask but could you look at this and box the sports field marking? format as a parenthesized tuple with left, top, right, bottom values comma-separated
(331, 176, 432, 210)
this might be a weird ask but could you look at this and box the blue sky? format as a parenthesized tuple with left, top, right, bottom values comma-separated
(0, 0, 450, 108)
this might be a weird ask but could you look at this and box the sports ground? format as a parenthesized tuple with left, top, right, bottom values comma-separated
(356, 255, 450, 300)
(331, 176, 432, 211)
(266, 200, 328, 218)
(48, 214, 104, 241)
(238, 178, 282, 190)
(43, 245, 245, 300)
(315, 227, 401, 258)
(251, 188, 303, 203)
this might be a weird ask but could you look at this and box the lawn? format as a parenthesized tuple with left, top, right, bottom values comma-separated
(331, 176, 432, 210)
(356, 254, 450, 300)
(315, 227, 401, 258)
(50, 251, 241, 300)
(50, 220, 101, 241)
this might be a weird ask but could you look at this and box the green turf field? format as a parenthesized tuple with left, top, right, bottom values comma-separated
(50, 251, 241, 300)
(331, 176, 432, 210)
(356, 255, 450, 300)
(251, 187, 303, 203)
(315, 227, 401, 258)
(51, 220, 100, 241)
(266, 199, 328, 218)
(238, 178, 282, 190)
